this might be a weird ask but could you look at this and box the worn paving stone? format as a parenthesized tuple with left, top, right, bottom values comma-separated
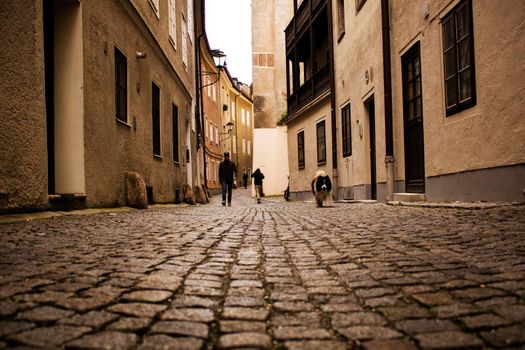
(138, 335, 204, 350)
(8, 325, 91, 347)
(415, 331, 483, 349)
(67, 331, 139, 349)
(0, 190, 523, 348)
(217, 332, 272, 349)
(151, 320, 209, 338)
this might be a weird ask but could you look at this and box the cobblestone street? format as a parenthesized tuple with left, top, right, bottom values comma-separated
(0, 188, 524, 349)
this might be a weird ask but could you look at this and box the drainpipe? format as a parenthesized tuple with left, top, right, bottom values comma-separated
(327, 0, 338, 200)
(194, 0, 207, 191)
(381, 0, 395, 201)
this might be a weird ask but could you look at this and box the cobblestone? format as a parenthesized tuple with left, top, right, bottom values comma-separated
(0, 189, 524, 348)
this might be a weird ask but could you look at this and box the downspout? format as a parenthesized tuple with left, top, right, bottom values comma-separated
(194, 0, 207, 191)
(381, 0, 395, 201)
(327, 0, 338, 199)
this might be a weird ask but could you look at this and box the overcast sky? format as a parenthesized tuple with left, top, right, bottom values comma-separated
(205, 0, 252, 85)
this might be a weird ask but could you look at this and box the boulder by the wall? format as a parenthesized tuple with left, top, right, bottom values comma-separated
(126, 172, 148, 209)
(182, 184, 196, 205)
(194, 185, 208, 204)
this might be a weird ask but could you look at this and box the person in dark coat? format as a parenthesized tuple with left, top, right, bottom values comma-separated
(219, 152, 237, 206)
(251, 168, 265, 204)
(242, 168, 248, 189)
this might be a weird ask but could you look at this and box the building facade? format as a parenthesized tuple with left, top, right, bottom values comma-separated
(251, 0, 292, 196)
(219, 67, 254, 187)
(198, 36, 222, 193)
(285, 0, 525, 202)
(0, 0, 200, 213)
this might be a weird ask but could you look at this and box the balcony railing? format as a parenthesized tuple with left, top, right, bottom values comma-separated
(287, 62, 330, 119)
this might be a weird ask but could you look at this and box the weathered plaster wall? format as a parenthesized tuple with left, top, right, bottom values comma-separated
(333, 0, 386, 195)
(82, 0, 192, 207)
(0, 0, 49, 213)
(287, 100, 332, 193)
(390, 0, 525, 179)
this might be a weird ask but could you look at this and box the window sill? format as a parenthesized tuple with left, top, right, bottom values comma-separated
(337, 30, 345, 43)
(116, 118, 132, 128)
(154, 154, 163, 160)
(317, 161, 327, 166)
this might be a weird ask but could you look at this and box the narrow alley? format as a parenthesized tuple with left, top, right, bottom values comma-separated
(0, 190, 524, 349)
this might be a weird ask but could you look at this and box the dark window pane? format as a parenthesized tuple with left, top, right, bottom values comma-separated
(298, 131, 305, 168)
(341, 104, 352, 157)
(443, 18, 455, 49)
(445, 49, 457, 79)
(317, 121, 326, 163)
(446, 78, 458, 108)
(459, 69, 471, 101)
(408, 81, 414, 100)
(414, 76, 421, 97)
(114, 48, 127, 123)
(152, 83, 161, 156)
(456, 3, 469, 39)
(415, 97, 422, 118)
(414, 57, 420, 76)
(172, 104, 179, 162)
(407, 61, 413, 80)
(458, 39, 470, 70)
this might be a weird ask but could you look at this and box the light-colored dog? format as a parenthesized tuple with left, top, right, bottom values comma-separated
(311, 171, 332, 207)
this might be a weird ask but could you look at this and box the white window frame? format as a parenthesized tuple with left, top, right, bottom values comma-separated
(168, 0, 176, 48)
(187, 0, 194, 43)
(181, 14, 188, 69)
(247, 111, 251, 127)
(150, 0, 160, 19)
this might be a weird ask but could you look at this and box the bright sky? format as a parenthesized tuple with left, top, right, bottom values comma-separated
(205, 0, 252, 85)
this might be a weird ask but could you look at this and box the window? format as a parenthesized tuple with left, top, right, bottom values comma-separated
(337, 0, 345, 40)
(114, 48, 127, 123)
(355, 0, 366, 12)
(341, 104, 352, 157)
(231, 102, 236, 120)
(242, 139, 246, 154)
(172, 104, 179, 162)
(241, 109, 246, 125)
(168, 0, 176, 48)
(212, 160, 215, 182)
(442, 0, 476, 116)
(187, 0, 194, 43)
(215, 125, 219, 145)
(317, 120, 326, 164)
(297, 131, 305, 169)
(247, 111, 251, 127)
(205, 117, 209, 140)
(181, 15, 188, 69)
(209, 122, 214, 144)
(150, 0, 160, 19)
(247, 140, 251, 155)
(152, 83, 161, 156)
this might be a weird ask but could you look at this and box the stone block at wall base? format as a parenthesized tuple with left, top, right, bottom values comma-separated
(194, 185, 208, 204)
(182, 184, 196, 205)
(126, 171, 148, 209)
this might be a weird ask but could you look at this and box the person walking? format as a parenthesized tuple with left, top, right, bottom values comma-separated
(219, 152, 237, 206)
(251, 168, 265, 204)
(242, 168, 248, 189)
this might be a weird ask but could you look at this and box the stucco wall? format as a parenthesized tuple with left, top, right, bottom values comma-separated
(252, 127, 289, 196)
(0, 0, 49, 213)
(82, 0, 193, 207)
(333, 0, 387, 193)
(287, 100, 332, 193)
(390, 0, 525, 179)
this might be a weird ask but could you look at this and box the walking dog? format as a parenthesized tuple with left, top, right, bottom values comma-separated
(311, 171, 332, 207)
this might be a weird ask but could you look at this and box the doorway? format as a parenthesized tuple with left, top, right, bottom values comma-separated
(366, 97, 377, 200)
(402, 43, 425, 193)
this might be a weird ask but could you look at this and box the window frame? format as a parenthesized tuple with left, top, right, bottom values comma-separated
(341, 104, 352, 157)
(168, 0, 177, 49)
(337, 0, 345, 42)
(149, 0, 160, 19)
(442, 0, 476, 116)
(316, 120, 327, 165)
(172, 104, 179, 163)
(355, 0, 367, 13)
(114, 47, 128, 124)
(297, 130, 305, 169)
(152, 82, 161, 157)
